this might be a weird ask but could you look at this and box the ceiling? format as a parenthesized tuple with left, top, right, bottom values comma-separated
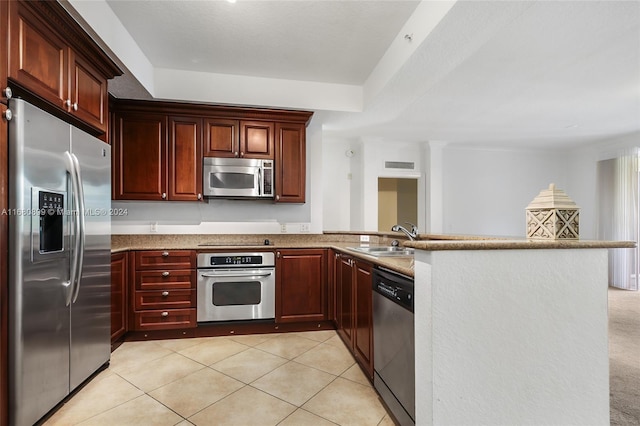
(87, 0, 640, 149)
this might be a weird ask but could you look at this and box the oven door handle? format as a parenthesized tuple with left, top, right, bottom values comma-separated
(199, 272, 273, 278)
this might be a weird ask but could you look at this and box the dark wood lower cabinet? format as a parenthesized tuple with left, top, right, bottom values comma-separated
(110, 252, 128, 344)
(336, 254, 354, 344)
(334, 252, 374, 379)
(129, 250, 197, 331)
(353, 260, 374, 378)
(276, 249, 328, 323)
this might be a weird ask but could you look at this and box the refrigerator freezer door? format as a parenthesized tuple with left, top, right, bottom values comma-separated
(69, 127, 111, 390)
(8, 99, 72, 426)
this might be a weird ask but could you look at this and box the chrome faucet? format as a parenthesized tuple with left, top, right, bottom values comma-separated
(391, 222, 418, 241)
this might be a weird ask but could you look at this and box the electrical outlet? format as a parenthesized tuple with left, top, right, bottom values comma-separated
(150, 222, 158, 233)
(280, 223, 287, 233)
(300, 223, 310, 233)
(360, 235, 370, 243)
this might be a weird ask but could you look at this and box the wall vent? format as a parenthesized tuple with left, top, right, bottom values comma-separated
(385, 161, 415, 170)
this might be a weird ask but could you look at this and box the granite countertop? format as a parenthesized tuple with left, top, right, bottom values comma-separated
(111, 233, 635, 278)
(111, 233, 415, 277)
(404, 238, 636, 250)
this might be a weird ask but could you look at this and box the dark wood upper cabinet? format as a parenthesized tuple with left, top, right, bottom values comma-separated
(204, 119, 274, 159)
(113, 112, 168, 200)
(240, 120, 274, 159)
(1, 1, 10, 105)
(169, 116, 203, 201)
(6, 1, 120, 135)
(70, 52, 108, 133)
(204, 118, 238, 158)
(275, 122, 306, 203)
(111, 99, 312, 202)
(275, 249, 328, 323)
(8, 2, 68, 108)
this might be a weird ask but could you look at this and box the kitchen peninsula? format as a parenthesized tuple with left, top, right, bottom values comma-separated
(404, 238, 635, 425)
(112, 233, 633, 425)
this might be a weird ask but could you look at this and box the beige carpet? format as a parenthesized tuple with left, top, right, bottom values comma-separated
(609, 287, 640, 425)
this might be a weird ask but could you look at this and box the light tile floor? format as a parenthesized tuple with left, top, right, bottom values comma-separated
(44, 330, 394, 426)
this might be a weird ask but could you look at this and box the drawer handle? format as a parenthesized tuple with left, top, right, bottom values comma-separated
(162, 271, 170, 277)
(162, 251, 169, 257)
(161, 311, 169, 317)
(162, 291, 169, 297)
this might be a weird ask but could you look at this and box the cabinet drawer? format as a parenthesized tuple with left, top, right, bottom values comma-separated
(133, 308, 196, 331)
(135, 270, 195, 291)
(135, 250, 196, 270)
(134, 289, 196, 310)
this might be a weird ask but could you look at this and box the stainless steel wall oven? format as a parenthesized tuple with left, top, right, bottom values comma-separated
(197, 252, 275, 322)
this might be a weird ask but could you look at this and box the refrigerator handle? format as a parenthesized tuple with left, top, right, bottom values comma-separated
(64, 151, 83, 304)
(71, 153, 86, 303)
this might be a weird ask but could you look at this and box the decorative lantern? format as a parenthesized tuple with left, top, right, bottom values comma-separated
(526, 183, 579, 240)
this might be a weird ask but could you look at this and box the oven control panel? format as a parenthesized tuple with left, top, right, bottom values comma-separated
(197, 252, 275, 268)
(210, 255, 263, 266)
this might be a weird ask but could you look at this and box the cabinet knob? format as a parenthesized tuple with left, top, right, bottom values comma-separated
(2, 87, 12, 99)
(161, 311, 169, 317)
(234, 151, 239, 157)
(161, 192, 167, 199)
(162, 271, 170, 277)
(240, 152, 244, 157)
(64, 99, 71, 108)
(72, 102, 78, 111)
(162, 251, 169, 257)
(276, 252, 281, 258)
(276, 195, 280, 201)
(3, 109, 12, 121)
(162, 291, 169, 297)
(197, 193, 202, 200)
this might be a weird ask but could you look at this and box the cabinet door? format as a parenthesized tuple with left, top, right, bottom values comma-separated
(275, 122, 305, 203)
(354, 260, 374, 378)
(111, 252, 127, 344)
(1, 0, 7, 96)
(337, 255, 354, 346)
(328, 250, 339, 324)
(134, 250, 196, 270)
(203, 118, 239, 157)
(276, 249, 327, 323)
(240, 120, 274, 159)
(169, 116, 202, 201)
(113, 113, 167, 200)
(70, 51, 108, 133)
(8, 1, 69, 110)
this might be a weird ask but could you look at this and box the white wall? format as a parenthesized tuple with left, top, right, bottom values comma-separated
(322, 138, 354, 231)
(440, 145, 568, 237)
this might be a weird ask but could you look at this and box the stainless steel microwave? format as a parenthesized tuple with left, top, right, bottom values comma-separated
(203, 157, 274, 198)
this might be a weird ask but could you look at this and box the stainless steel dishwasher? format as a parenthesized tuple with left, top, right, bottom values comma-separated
(372, 267, 415, 426)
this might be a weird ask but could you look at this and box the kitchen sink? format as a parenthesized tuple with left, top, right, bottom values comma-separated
(346, 246, 415, 257)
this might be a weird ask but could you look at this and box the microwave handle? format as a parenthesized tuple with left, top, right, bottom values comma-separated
(257, 167, 262, 196)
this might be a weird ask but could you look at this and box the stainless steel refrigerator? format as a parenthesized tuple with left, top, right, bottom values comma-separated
(8, 98, 111, 426)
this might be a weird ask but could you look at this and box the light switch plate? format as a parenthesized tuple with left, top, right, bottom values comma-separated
(360, 235, 370, 243)
(280, 223, 287, 233)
